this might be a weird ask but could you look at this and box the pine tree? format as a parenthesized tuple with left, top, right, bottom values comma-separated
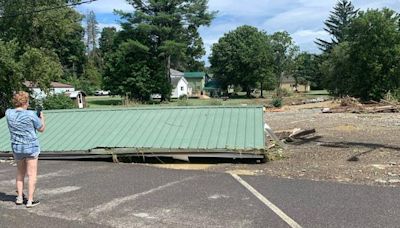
(315, 0, 358, 52)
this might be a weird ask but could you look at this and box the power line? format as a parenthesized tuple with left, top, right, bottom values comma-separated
(0, 0, 99, 19)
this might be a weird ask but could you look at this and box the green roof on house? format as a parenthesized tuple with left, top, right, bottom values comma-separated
(184, 72, 206, 78)
(0, 106, 266, 157)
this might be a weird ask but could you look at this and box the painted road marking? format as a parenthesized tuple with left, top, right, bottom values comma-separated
(230, 173, 302, 228)
(39, 186, 81, 197)
(87, 176, 196, 217)
(0, 170, 73, 187)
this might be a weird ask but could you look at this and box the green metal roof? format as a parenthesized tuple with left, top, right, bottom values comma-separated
(184, 72, 206, 78)
(0, 106, 265, 155)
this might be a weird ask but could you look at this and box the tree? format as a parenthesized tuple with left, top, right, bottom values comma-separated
(103, 40, 153, 101)
(110, 0, 216, 101)
(209, 25, 274, 97)
(99, 27, 117, 56)
(0, 40, 22, 117)
(345, 9, 400, 100)
(0, 41, 64, 117)
(270, 31, 299, 93)
(294, 53, 323, 90)
(322, 9, 400, 101)
(20, 48, 64, 94)
(0, 0, 86, 77)
(320, 42, 352, 97)
(315, 0, 358, 53)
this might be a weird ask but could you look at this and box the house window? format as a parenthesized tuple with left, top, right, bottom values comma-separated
(180, 86, 184, 91)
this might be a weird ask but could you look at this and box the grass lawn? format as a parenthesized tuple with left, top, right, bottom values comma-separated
(86, 90, 331, 109)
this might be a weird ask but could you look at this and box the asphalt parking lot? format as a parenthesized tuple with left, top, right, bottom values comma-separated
(0, 160, 399, 228)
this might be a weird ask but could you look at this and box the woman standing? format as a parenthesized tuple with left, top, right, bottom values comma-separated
(5, 91, 45, 208)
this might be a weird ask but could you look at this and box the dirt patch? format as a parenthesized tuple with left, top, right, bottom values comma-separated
(213, 104, 400, 187)
(333, 124, 359, 132)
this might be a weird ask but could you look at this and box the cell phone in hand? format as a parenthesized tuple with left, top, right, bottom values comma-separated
(36, 106, 42, 118)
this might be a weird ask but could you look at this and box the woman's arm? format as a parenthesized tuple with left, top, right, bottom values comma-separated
(37, 112, 45, 132)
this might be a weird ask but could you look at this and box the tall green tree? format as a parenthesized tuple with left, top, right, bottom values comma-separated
(0, 41, 63, 117)
(320, 42, 352, 97)
(323, 9, 400, 100)
(270, 31, 299, 93)
(0, 0, 86, 77)
(294, 53, 323, 89)
(315, 0, 358, 53)
(106, 0, 215, 101)
(0, 40, 22, 117)
(346, 9, 400, 100)
(104, 40, 153, 101)
(99, 27, 117, 56)
(209, 25, 274, 97)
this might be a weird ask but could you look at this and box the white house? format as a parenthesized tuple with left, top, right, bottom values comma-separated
(24, 81, 75, 99)
(171, 76, 191, 98)
(151, 69, 192, 99)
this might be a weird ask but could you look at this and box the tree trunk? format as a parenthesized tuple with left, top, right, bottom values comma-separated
(246, 87, 251, 98)
(260, 82, 264, 98)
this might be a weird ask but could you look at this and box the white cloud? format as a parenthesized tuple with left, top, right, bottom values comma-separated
(77, 0, 400, 62)
(208, 0, 299, 17)
(291, 29, 329, 53)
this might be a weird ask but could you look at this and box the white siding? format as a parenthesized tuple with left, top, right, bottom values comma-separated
(31, 87, 75, 99)
(171, 78, 189, 98)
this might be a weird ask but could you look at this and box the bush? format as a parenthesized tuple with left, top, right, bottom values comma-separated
(271, 97, 283, 108)
(43, 94, 75, 110)
(276, 88, 292, 97)
(179, 94, 188, 100)
(390, 89, 400, 101)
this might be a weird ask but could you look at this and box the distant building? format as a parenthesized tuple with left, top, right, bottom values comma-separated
(183, 72, 208, 96)
(151, 69, 192, 99)
(24, 81, 75, 99)
(66, 91, 87, 109)
(170, 76, 191, 99)
(280, 76, 310, 93)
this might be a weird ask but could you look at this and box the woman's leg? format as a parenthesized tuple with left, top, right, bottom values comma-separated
(16, 158, 26, 197)
(26, 158, 38, 201)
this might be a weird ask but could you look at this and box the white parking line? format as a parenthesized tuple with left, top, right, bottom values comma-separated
(230, 173, 302, 228)
(0, 170, 74, 187)
(39, 186, 81, 196)
(87, 176, 196, 217)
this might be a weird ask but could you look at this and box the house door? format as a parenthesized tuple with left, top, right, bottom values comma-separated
(78, 93, 84, 109)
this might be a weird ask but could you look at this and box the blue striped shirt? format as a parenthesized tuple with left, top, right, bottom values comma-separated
(5, 109, 42, 145)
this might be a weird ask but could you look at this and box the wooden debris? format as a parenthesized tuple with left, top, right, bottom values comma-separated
(321, 97, 399, 114)
(274, 128, 316, 142)
(290, 128, 316, 138)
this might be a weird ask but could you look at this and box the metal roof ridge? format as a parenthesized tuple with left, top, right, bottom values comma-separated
(42, 105, 264, 113)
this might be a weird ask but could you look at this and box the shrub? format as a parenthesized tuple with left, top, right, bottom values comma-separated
(276, 88, 292, 97)
(179, 94, 188, 100)
(271, 97, 283, 108)
(388, 89, 400, 101)
(43, 94, 75, 110)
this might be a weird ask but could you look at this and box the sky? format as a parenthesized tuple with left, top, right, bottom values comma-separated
(76, 0, 400, 64)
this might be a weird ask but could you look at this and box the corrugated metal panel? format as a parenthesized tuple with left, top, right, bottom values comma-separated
(0, 106, 265, 154)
